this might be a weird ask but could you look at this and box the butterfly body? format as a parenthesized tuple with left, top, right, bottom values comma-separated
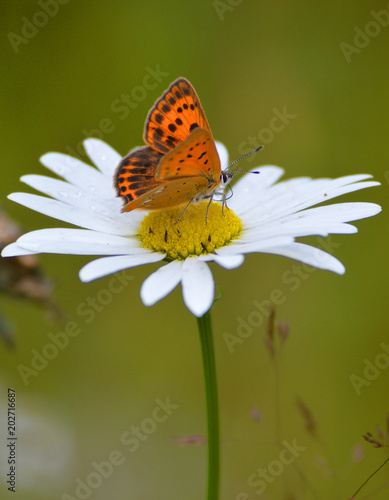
(114, 78, 230, 213)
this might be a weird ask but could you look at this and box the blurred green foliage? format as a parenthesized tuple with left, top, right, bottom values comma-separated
(0, 1, 388, 498)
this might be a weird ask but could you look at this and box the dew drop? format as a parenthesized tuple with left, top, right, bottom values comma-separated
(58, 191, 68, 198)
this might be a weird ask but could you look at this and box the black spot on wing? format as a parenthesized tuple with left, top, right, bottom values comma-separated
(190, 123, 199, 132)
(154, 127, 164, 136)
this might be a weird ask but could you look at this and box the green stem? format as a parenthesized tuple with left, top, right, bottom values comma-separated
(197, 308, 220, 500)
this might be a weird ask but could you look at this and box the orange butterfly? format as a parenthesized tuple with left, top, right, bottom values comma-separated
(114, 78, 233, 219)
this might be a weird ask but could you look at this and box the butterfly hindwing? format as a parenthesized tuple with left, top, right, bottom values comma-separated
(114, 146, 164, 207)
(156, 127, 221, 183)
(122, 177, 209, 211)
(144, 78, 212, 155)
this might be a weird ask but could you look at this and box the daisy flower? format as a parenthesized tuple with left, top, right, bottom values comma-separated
(1, 139, 381, 317)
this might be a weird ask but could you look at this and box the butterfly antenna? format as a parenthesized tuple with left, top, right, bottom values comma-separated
(228, 145, 263, 171)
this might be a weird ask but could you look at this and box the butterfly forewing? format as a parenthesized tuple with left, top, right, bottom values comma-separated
(156, 127, 221, 183)
(114, 146, 164, 207)
(144, 78, 212, 155)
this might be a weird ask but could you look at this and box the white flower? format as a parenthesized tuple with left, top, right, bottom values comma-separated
(1, 139, 381, 317)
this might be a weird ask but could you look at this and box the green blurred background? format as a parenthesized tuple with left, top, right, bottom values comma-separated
(1, 1, 388, 498)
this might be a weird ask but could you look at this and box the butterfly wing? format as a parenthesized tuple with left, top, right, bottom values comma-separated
(115, 78, 221, 213)
(156, 127, 221, 182)
(144, 78, 213, 154)
(121, 177, 209, 211)
(114, 146, 164, 206)
(119, 129, 221, 212)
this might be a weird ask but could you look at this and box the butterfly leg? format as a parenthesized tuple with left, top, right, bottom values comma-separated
(221, 193, 227, 215)
(173, 197, 196, 225)
(220, 189, 232, 216)
(205, 196, 214, 224)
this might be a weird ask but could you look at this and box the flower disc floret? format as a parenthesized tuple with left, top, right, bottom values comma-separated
(139, 202, 243, 259)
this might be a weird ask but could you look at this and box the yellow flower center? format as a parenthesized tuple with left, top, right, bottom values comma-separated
(139, 201, 242, 260)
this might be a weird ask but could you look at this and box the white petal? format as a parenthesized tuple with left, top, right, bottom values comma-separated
(8, 193, 131, 235)
(1, 242, 38, 257)
(181, 259, 214, 317)
(234, 176, 314, 218)
(244, 202, 381, 229)
(290, 178, 381, 215)
(324, 180, 380, 202)
(230, 166, 286, 214)
(199, 253, 245, 269)
(215, 142, 229, 171)
(264, 242, 345, 274)
(40, 153, 114, 199)
(217, 236, 295, 255)
(83, 139, 122, 177)
(21, 174, 121, 215)
(240, 221, 357, 241)
(239, 175, 380, 222)
(240, 202, 382, 243)
(140, 260, 183, 306)
(16, 228, 145, 255)
(292, 202, 382, 222)
(79, 253, 165, 282)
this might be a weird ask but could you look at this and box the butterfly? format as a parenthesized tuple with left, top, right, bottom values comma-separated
(114, 78, 234, 220)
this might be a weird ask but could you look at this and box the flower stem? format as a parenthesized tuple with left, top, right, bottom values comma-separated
(197, 308, 220, 500)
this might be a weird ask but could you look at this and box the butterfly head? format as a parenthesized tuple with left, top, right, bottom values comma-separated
(220, 145, 263, 189)
(220, 170, 235, 188)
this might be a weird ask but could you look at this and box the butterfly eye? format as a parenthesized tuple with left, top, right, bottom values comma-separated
(221, 171, 234, 185)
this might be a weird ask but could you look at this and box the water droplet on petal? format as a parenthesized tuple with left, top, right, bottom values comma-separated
(59, 191, 68, 198)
